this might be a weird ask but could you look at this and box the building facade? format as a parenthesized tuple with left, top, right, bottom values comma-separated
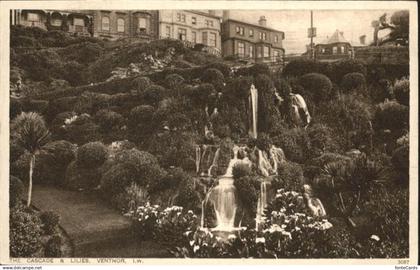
(221, 11, 285, 64)
(314, 30, 353, 61)
(158, 10, 222, 55)
(11, 9, 94, 36)
(10, 9, 159, 41)
(92, 10, 158, 40)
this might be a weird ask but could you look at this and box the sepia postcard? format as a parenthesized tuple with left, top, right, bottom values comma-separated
(0, 0, 418, 265)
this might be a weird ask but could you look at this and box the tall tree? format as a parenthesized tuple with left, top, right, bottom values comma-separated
(11, 112, 50, 206)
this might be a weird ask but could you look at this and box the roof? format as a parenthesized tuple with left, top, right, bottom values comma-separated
(224, 18, 284, 34)
(318, 29, 350, 45)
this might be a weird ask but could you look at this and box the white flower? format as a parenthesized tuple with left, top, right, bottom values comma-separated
(188, 210, 194, 214)
(184, 231, 192, 236)
(256, 237, 265, 243)
(144, 215, 149, 220)
(193, 245, 200, 252)
(370, 235, 380, 241)
(189, 240, 195, 246)
(294, 226, 301, 232)
(228, 234, 237, 240)
(321, 221, 333, 230)
(281, 231, 292, 239)
(215, 236, 222, 242)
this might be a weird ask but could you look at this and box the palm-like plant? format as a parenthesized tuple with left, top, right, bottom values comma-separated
(11, 112, 50, 206)
(315, 154, 387, 225)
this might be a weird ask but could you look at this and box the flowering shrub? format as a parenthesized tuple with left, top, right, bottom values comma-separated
(392, 77, 409, 106)
(127, 203, 199, 245)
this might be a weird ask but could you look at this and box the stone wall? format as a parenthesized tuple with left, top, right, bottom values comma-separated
(354, 46, 409, 65)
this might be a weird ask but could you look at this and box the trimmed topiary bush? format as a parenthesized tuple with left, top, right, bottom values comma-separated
(131, 76, 152, 95)
(143, 85, 167, 106)
(341, 72, 366, 93)
(299, 73, 333, 103)
(330, 59, 367, 84)
(94, 109, 125, 131)
(64, 160, 102, 190)
(201, 68, 225, 90)
(75, 142, 107, 170)
(39, 211, 60, 235)
(272, 161, 305, 192)
(164, 73, 185, 90)
(393, 77, 409, 106)
(10, 176, 24, 208)
(374, 100, 409, 132)
(283, 59, 331, 78)
(128, 105, 156, 143)
(44, 235, 63, 257)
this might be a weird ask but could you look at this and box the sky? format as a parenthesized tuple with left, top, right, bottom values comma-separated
(227, 10, 399, 54)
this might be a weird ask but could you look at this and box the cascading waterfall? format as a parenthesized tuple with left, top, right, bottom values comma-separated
(256, 181, 268, 231)
(207, 148, 220, 176)
(249, 84, 258, 139)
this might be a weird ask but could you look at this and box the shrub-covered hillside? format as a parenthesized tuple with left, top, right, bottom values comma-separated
(10, 25, 410, 258)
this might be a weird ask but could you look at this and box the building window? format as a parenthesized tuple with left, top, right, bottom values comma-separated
(209, 32, 216, 47)
(138, 17, 147, 32)
(178, 28, 187, 41)
(206, 20, 214, 27)
(202, 31, 208, 45)
(165, 26, 171, 38)
(249, 29, 254, 37)
(257, 46, 262, 58)
(177, 13, 186, 22)
(74, 18, 84, 26)
(332, 46, 338, 54)
(51, 18, 62, 26)
(192, 31, 196, 43)
(27, 13, 40, 22)
(274, 35, 278, 43)
(263, 46, 269, 57)
(340, 46, 345, 53)
(102, 16, 110, 31)
(274, 50, 280, 60)
(117, 18, 125, 33)
(236, 26, 244, 35)
(259, 32, 267, 40)
(192, 17, 197, 25)
(249, 45, 254, 58)
(238, 42, 245, 57)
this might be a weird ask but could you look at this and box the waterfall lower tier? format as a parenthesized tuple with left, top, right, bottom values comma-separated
(210, 177, 237, 231)
(256, 181, 268, 231)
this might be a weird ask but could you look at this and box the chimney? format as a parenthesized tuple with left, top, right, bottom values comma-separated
(222, 10, 230, 21)
(359, 35, 366, 45)
(258, 16, 267, 27)
(340, 31, 344, 36)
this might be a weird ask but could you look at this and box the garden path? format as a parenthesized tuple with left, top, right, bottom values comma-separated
(31, 185, 170, 257)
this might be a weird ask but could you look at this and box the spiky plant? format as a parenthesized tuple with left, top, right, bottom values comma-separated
(11, 112, 50, 206)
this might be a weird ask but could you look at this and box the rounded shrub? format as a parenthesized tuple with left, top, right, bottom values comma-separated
(44, 235, 62, 257)
(283, 59, 330, 77)
(94, 109, 124, 131)
(39, 211, 60, 235)
(164, 73, 185, 90)
(64, 160, 102, 190)
(143, 85, 167, 106)
(201, 68, 225, 89)
(44, 140, 77, 167)
(341, 72, 366, 92)
(128, 105, 156, 143)
(10, 205, 43, 257)
(249, 63, 270, 77)
(131, 76, 152, 94)
(374, 101, 409, 132)
(76, 142, 108, 169)
(10, 176, 24, 208)
(393, 77, 409, 106)
(330, 59, 367, 83)
(190, 83, 216, 106)
(206, 62, 231, 77)
(391, 145, 409, 185)
(272, 161, 305, 192)
(299, 73, 333, 103)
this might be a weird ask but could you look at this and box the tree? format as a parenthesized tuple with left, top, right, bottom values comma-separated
(11, 112, 50, 206)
